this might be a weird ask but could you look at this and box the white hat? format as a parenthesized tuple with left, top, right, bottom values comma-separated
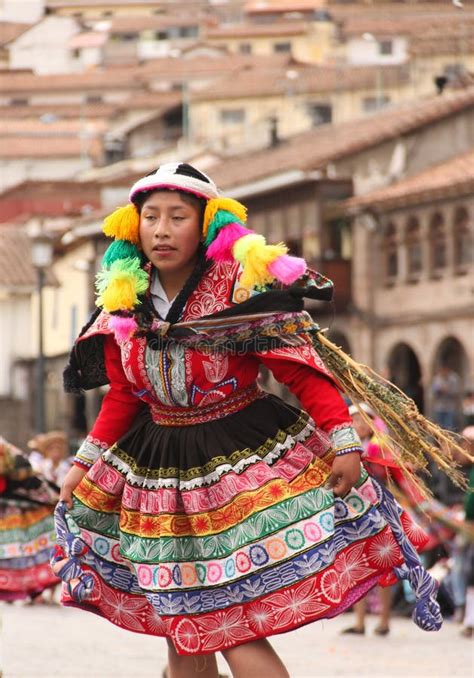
(129, 162, 219, 202)
(349, 402, 375, 418)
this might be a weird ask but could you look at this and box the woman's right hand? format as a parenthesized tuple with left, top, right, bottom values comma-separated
(60, 465, 87, 508)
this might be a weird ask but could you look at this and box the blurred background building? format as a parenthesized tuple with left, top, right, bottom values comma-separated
(0, 0, 472, 447)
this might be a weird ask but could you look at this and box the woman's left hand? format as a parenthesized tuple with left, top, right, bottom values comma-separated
(327, 453, 362, 497)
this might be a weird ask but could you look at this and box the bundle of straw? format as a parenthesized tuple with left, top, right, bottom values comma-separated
(313, 331, 473, 499)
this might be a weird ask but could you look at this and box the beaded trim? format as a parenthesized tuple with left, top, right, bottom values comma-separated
(329, 424, 363, 457)
(149, 383, 264, 426)
(73, 436, 108, 468)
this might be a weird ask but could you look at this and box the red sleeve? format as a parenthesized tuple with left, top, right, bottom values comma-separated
(258, 356, 351, 432)
(74, 335, 144, 469)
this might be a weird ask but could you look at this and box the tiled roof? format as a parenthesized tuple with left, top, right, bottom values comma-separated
(0, 54, 293, 94)
(0, 91, 180, 118)
(0, 136, 103, 159)
(338, 16, 474, 39)
(0, 179, 100, 199)
(109, 14, 201, 34)
(210, 87, 474, 191)
(206, 21, 309, 39)
(0, 67, 147, 93)
(0, 103, 118, 119)
(0, 227, 56, 289)
(345, 150, 474, 212)
(193, 63, 410, 101)
(411, 33, 474, 57)
(0, 116, 106, 158)
(46, 0, 205, 6)
(0, 118, 107, 135)
(0, 22, 33, 47)
(68, 31, 108, 49)
(329, 3, 474, 20)
(245, 1, 326, 13)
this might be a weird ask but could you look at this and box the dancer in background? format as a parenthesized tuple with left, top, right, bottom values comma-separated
(0, 436, 58, 602)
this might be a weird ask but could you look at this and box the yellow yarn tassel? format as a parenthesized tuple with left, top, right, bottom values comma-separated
(99, 277, 140, 312)
(233, 234, 288, 288)
(203, 197, 247, 236)
(102, 204, 140, 244)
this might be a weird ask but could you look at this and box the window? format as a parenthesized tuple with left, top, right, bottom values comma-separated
(220, 109, 245, 124)
(179, 26, 198, 38)
(383, 222, 398, 282)
(379, 40, 393, 56)
(308, 103, 332, 126)
(405, 216, 422, 281)
(429, 213, 446, 275)
(86, 95, 103, 104)
(72, 48, 81, 59)
(155, 31, 168, 40)
(453, 207, 472, 271)
(362, 96, 391, 113)
(274, 42, 291, 53)
(119, 32, 138, 42)
(10, 97, 28, 106)
(239, 43, 252, 54)
(285, 238, 303, 258)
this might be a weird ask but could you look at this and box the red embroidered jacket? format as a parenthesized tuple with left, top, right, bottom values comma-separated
(73, 261, 361, 469)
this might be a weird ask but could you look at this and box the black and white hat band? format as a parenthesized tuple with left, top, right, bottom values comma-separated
(129, 162, 219, 202)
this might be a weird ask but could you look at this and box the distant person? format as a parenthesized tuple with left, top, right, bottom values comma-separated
(28, 430, 72, 488)
(341, 404, 394, 636)
(431, 365, 462, 431)
(0, 436, 59, 603)
(462, 390, 474, 427)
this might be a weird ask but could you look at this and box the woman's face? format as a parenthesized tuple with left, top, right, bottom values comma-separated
(138, 191, 201, 275)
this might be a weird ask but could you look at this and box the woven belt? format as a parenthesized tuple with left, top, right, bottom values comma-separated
(149, 383, 264, 426)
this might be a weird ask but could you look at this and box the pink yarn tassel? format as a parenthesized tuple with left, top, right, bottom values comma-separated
(268, 254, 307, 285)
(109, 315, 137, 342)
(206, 223, 253, 262)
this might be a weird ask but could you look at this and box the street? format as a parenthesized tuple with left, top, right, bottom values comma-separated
(1, 601, 472, 678)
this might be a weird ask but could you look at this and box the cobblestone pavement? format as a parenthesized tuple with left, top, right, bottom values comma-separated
(1, 601, 473, 678)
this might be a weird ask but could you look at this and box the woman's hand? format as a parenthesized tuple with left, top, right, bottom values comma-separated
(327, 453, 362, 497)
(59, 465, 87, 508)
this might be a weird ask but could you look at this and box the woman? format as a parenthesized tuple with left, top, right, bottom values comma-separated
(54, 163, 441, 678)
(28, 430, 72, 488)
(0, 436, 59, 602)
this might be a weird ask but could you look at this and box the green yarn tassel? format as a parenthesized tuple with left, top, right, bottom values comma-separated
(102, 240, 145, 268)
(204, 209, 244, 246)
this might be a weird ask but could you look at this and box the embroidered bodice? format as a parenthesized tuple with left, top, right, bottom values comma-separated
(73, 261, 361, 469)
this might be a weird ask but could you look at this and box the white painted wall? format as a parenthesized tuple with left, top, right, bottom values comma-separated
(0, 295, 33, 397)
(8, 16, 80, 75)
(0, 0, 44, 23)
(346, 36, 407, 66)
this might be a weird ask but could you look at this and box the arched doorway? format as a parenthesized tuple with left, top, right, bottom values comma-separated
(430, 336, 469, 431)
(387, 343, 424, 413)
(327, 330, 352, 356)
(433, 336, 469, 380)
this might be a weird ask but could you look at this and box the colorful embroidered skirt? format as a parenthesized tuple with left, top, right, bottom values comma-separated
(0, 497, 58, 600)
(56, 395, 438, 655)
